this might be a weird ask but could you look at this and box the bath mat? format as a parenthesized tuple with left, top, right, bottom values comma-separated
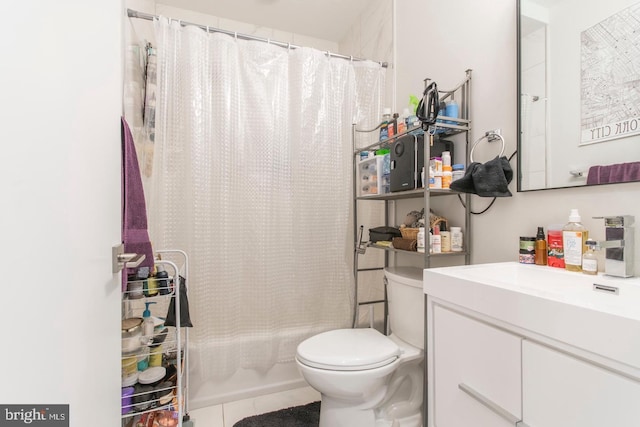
(233, 401, 320, 427)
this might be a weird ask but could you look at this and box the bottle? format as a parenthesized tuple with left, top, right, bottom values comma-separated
(379, 108, 391, 141)
(397, 110, 407, 135)
(582, 240, 598, 275)
(440, 223, 451, 252)
(535, 226, 548, 266)
(441, 151, 451, 168)
(442, 166, 452, 189)
(562, 209, 589, 272)
(408, 95, 420, 129)
(417, 227, 425, 253)
(451, 227, 463, 252)
(397, 108, 409, 134)
(388, 113, 399, 138)
(445, 99, 459, 124)
(431, 225, 442, 254)
(156, 264, 171, 295)
(142, 301, 157, 342)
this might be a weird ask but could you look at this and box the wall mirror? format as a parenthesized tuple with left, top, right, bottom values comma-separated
(518, 0, 640, 191)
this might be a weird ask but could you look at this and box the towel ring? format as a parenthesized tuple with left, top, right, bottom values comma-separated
(470, 132, 505, 162)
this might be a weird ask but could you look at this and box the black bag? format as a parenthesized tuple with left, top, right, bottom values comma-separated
(165, 275, 194, 327)
(369, 226, 402, 243)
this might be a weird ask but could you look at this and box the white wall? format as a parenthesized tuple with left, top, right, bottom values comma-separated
(397, 0, 640, 274)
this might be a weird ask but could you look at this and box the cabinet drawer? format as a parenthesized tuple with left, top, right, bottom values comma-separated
(433, 305, 522, 426)
(523, 340, 640, 427)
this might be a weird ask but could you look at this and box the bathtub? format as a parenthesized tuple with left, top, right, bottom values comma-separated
(189, 359, 307, 409)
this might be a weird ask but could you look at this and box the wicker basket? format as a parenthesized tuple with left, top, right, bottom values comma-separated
(430, 215, 449, 231)
(400, 227, 420, 240)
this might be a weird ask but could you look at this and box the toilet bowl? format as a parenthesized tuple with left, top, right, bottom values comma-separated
(296, 267, 424, 427)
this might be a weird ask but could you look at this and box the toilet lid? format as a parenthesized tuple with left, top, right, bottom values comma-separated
(297, 328, 400, 371)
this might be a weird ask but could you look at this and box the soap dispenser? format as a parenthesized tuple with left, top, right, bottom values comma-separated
(562, 209, 588, 272)
(142, 301, 157, 342)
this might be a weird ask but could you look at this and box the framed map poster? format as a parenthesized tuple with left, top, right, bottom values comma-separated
(581, 3, 640, 145)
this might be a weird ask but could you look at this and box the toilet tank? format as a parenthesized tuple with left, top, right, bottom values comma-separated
(385, 267, 424, 349)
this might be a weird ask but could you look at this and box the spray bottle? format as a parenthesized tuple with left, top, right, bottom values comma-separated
(142, 301, 157, 342)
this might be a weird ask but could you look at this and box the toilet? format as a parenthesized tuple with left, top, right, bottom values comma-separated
(296, 267, 424, 427)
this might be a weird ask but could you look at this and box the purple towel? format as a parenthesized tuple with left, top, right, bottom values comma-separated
(122, 117, 154, 290)
(586, 161, 640, 185)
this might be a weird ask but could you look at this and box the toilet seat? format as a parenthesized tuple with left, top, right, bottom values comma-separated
(297, 328, 400, 371)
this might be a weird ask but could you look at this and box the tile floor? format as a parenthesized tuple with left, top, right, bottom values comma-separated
(188, 386, 321, 427)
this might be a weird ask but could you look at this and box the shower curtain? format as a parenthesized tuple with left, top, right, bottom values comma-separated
(148, 17, 386, 382)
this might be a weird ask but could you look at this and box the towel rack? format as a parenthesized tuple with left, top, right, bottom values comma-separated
(470, 130, 505, 162)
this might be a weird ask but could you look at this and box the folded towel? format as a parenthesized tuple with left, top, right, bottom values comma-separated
(586, 161, 640, 185)
(450, 156, 513, 197)
(392, 237, 418, 251)
(122, 117, 154, 290)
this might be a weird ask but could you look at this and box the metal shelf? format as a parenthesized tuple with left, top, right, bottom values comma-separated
(356, 188, 463, 201)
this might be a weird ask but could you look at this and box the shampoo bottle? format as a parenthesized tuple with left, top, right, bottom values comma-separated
(562, 209, 588, 272)
(142, 301, 157, 342)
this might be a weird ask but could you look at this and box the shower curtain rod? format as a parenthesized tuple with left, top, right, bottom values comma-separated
(127, 9, 388, 68)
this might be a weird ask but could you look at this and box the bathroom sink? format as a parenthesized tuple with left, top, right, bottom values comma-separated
(424, 262, 640, 372)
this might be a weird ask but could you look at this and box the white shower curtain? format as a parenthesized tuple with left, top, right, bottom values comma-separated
(148, 18, 385, 382)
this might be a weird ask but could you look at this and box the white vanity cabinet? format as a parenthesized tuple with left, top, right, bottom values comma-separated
(424, 262, 640, 427)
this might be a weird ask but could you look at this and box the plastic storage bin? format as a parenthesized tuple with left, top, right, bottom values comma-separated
(359, 155, 386, 196)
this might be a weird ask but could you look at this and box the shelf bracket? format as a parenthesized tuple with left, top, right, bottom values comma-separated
(112, 244, 146, 273)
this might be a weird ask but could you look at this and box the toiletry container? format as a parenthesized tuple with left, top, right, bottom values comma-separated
(417, 227, 426, 253)
(359, 155, 385, 195)
(442, 166, 452, 189)
(535, 226, 548, 265)
(397, 109, 408, 134)
(431, 226, 442, 254)
(582, 240, 598, 275)
(452, 164, 465, 182)
(563, 209, 588, 272)
(547, 225, 565, 268)
(388, 113, 399, 138)
(142, 301, 157, 342)
(441, 151, 451, 168)
(519, 237, 535, 264)
(440, 225, 451, 252)
(451, 227, 463, 252)
(122, 317, 143, 353)
(156, 264, 170, 295)
(445, 99, 459, 124)
(379, 108, 391, 141)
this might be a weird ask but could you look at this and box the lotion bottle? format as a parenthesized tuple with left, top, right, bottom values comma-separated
(562, 209, 588, 272)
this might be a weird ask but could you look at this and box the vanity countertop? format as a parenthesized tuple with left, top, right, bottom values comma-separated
(423, 262, 640, 374)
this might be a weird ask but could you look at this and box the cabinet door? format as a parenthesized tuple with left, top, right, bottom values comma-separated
(433, 305, 522, 427)
(523, 340, 640, 426)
